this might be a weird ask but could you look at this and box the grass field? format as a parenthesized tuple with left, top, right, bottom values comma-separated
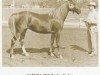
(2, 26, 98, 67)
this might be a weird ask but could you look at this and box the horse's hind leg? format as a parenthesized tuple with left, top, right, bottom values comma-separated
(19, 29, 28, 56)
(10, 33, 20, 58)
(49, 33, 55, 56)
(10, 36, 17, 58)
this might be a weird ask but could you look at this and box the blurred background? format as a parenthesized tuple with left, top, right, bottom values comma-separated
(2, 0, 98, 27)
(2, 0, 98, 8)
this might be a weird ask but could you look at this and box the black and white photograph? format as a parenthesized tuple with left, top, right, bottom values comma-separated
(2, 0, 98, 67)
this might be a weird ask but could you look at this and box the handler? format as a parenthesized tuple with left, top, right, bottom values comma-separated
(84, 1, 98, 56)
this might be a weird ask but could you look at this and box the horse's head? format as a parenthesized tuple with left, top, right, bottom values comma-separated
(68, 0, 81, 14)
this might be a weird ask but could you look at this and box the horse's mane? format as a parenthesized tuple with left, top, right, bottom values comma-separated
(49, 1, 68, 18)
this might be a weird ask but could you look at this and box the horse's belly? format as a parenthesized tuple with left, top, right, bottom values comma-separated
(30, 21, 52, 33)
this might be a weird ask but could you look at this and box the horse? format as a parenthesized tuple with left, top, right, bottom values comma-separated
(8, 0, 81, 59)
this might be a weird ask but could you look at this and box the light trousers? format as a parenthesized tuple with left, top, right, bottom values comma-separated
(90, 26, 98, 54)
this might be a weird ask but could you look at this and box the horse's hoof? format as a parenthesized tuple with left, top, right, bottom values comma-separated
(22, 52, 29, 56)
(59, 55, 63, 59)
(50, 53, 55, 57)
(10, 54, 14, 59)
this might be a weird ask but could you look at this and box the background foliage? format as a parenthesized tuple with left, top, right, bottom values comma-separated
(2, 0, 98, 8)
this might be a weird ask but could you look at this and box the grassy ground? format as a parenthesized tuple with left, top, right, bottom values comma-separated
(2, 26, 98, 67)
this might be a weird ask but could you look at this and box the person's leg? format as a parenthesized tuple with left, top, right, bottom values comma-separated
(87, 26, 92, 54)
(93, 32, 98, 55)
(89, 26, 98, 56)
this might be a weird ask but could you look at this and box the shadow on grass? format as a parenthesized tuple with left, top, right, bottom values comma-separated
(70, 45, 88, 52)
(7, 48, 50, 55)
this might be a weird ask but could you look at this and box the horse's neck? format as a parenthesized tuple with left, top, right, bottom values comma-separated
(53, 3, 69, 22)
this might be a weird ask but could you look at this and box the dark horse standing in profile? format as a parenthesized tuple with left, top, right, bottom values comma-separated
(9, 0, 81, 59)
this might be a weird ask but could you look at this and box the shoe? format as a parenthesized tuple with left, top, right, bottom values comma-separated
(89, 51, 97, 57)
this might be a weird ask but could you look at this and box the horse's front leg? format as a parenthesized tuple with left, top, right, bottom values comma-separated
(49, 33, 55, 56)
(56, 32, 63, 59)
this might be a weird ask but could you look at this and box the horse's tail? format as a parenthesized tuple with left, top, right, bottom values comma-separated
(8, 14, 16, 39)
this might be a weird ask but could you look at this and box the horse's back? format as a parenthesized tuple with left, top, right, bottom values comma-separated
(9, 11, 56, 34)
(10, 11, 53, 23)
